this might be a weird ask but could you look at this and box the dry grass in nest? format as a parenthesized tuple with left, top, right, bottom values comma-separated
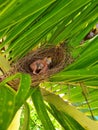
(1, 45, 73, 90)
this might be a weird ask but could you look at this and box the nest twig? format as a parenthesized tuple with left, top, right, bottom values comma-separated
(0, 45, 73, 90)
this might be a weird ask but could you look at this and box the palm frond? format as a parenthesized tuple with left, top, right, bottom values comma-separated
(0, 0, 98, 129)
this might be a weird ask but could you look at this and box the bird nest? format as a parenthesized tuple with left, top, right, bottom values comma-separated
(1, 45, 73, 90)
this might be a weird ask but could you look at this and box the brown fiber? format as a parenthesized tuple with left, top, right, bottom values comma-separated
(1, 44, 73, 90)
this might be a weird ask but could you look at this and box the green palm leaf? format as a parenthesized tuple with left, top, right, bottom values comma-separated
(0, 0, 98, 129)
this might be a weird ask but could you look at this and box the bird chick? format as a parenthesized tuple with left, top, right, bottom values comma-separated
(30, 57, 52, 75)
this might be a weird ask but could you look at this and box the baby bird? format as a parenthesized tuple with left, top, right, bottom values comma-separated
(30, 57, 52, 75)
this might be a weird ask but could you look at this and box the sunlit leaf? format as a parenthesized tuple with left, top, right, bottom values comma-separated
(0, 73, 31, 130)
(32, 87, 55, 130)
